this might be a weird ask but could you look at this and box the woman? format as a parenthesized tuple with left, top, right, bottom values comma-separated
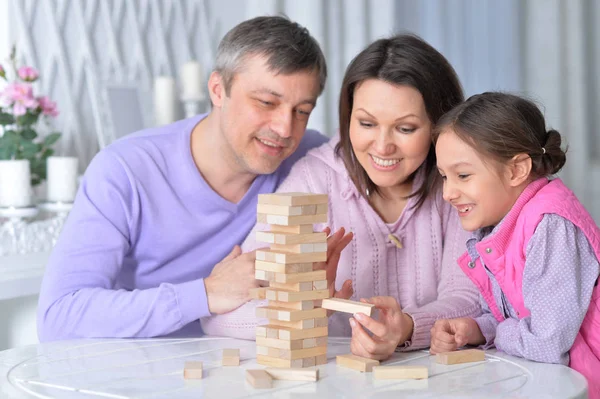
(202, 34, 480, 360)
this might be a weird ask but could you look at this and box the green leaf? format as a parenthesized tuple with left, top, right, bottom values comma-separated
(41, 148, 54, 158)
(43, 132, 61, 147)
(16, 112, 38, 127)
(20, 141, 40, 159)
(30, 176, 42, 187)
(0, 112, 15, 125)
(21, 128, 37, 140)
(2, 130, 20, 145)
(0, 146, 13, 160)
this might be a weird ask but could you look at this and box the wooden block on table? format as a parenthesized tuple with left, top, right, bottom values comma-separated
(183, 361, 203, 379)
(436, 349, 485, 365)
(258, 192, 328, 206)
(257, 213, 328, 226)
(257, 231, 327, 245)
(222, 348, 240, 366)
(256, 306, 327, 321)
(256, 336, 303, 350)
(266, 288, 330, 302)
(270, 281, 313, 292)
(257, 345, 328, 360)
(265, 367, 319, 382)
(321, 298, 375, 317)
(249, 287, 267, 299)
(302, 356, 316, 367)
(315, 354, 328, 365)
(246, 369, 273, 389)
(268, 299, 314, 310)
(270, 242, 327, 254)
(255, 260, 313, 274)
(269, 224, 314, 234)
(269, 318, 316, 329)
(274, 270, 326, 284)
(336, 354, 379, 372)
(257, 354, 303, 368)
(263, 324, 327, 340)
(257, 248, 327, 264)
(373, 366, 428, 380)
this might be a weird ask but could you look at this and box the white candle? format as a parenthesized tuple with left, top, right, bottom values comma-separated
(153, 76, 177, 126)
(0, 159, 32, 207)
(46, 156, 79, 203)
(180, 61, 205, 101)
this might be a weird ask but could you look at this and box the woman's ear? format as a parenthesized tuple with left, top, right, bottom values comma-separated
(207, 71, 225, 108)
(508, 153, 532, 187)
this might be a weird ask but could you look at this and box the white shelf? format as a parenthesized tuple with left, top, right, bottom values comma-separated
(0, 252, 50, 301)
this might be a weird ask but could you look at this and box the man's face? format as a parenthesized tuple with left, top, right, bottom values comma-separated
(215, 55, 321, 175)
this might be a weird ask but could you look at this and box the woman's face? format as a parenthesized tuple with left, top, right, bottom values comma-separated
(349, 79, 432, 192)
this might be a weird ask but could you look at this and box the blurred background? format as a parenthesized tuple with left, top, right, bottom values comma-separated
(0, 0, 598, 349)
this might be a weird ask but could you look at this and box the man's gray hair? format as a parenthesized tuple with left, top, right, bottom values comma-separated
(214, 15, 327, 95)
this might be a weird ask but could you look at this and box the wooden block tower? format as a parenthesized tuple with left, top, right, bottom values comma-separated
(254, 192, 330, 368)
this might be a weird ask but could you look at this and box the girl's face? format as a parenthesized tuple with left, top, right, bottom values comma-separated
(435, 130, 518, 231)
(349, 79, 432, 193)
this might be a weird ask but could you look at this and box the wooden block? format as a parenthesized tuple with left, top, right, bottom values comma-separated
(255, 269, 275, 281)
(258, 345, 327, 360)
(312, 280, 328, 290)
(246, 369, 273, 389)
(268, 288, 330, 302)
(271, 243, 325, 253)
(436, 349, 485, 365)
(256, 326, 267, 337)
(270, 281, 313, 292)
(222, 349, 240, 366)
(256, 204, 316, 216)
(249, 287, 267, 299)
(258, 213, 327, 226)
(336, 354, 379, 372)
(265, 367, 319, 382)
(183, 361, 203, 379)
(257, 354, 303, 368)
(257, 231, 327, 245)
(256, 306, 327, 321)
(373, 366, 428, 380)
(264, 325, 327, 341)
(268, 299, 314, 310)
(266, 328, 279, 339)
(255, 260, 313, 273)
(258, 192, 328, 206)
(302, 356, 316, 367)
(256, 336, 303, 350)
(274, 270, 326, 284)
(321, 298, 375, 317)
(316, 203, 328, 214)
(269, 224, 314, 234)
(315, 354, 328, 365)
(314, 317, 328, 327)
(256, 249, 326, 264)
(269, 318, 316, 329)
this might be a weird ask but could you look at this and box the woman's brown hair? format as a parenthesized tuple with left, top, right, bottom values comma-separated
(335, 34, 464, 208)
(433, 92, 567, 178)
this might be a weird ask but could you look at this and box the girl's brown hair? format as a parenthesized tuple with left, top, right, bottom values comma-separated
(433, 92, 567, 178)
(335, 34, 464, 208)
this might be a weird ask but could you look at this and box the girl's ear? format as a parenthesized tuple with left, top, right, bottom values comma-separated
(207, 71, 225, 108)
(508, 153, 532, 187)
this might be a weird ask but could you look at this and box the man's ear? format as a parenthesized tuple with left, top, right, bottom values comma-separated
(208, 71, 226, 108)
(508, 153, 532, 187)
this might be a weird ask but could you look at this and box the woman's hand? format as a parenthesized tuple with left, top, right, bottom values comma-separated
(429, 317, 485, 354)
(349, 296, 414, 360)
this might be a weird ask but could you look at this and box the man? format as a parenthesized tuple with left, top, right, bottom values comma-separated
(37, 16, 331, 340)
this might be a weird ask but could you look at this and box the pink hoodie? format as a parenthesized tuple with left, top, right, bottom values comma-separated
(201, 138, 480, 349)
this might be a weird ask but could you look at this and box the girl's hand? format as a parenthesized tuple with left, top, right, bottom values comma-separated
(429, 317, 485, 354)
(349, 296, 414, 360)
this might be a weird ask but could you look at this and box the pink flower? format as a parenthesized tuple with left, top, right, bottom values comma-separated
(17, 66, 38, 82)
(37, 96, 59, 117)
(1, 82, 39, 116)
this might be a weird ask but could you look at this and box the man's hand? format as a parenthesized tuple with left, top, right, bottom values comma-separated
(429, 317, 485, 354)
(349, 296, 413, 360)
(313, 227, 354, 314)
(204, 245, 258, 315)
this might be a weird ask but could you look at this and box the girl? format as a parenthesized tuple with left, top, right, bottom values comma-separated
(432, 92, 600, 396)
(202, 34, 481, 360)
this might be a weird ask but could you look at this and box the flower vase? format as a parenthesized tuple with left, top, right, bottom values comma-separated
(0, 159, 32, 207)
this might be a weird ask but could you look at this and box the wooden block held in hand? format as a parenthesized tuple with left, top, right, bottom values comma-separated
(246, 369, 273, 389)
(321, 298, 375, 317)
(257, 231, 327, 245)
(258, 192, 328, 206)
(268, 299, 314, 310)
(265, 367, 319, 382)
(373, 366, 428, 380)
(257, 248, 326, 264)
(269, 224, 314, 234)
(436, 349, 485, 365)
(274, 270, 326, 284)
(256, 306, 327, 321)
(255, 260, 313, 274)
(249, 287, 267, 299)
(183, 361, 203, 379)
(222, 348, 240, 366)
(336, 354, 379, 372)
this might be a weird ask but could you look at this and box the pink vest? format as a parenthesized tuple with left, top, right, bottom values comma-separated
(458, 178, 600, 397)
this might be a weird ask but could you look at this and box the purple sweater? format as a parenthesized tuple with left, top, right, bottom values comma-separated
(37, 115, 328, 341)
(201, 138, 481, 349)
